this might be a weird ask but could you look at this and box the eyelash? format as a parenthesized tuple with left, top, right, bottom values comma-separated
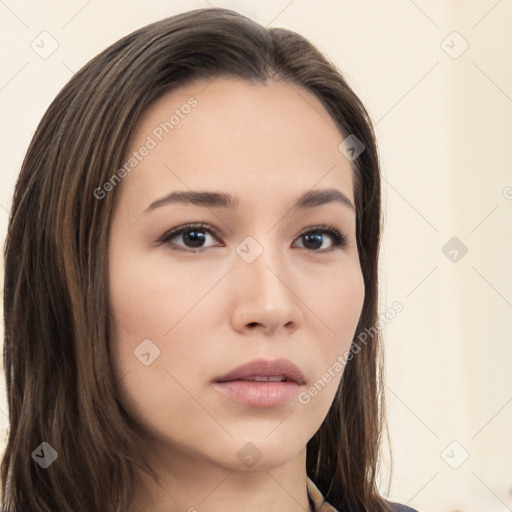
(158, 222, 348, 254)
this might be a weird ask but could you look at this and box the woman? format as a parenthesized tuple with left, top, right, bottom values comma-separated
(1, 7, 418, 512)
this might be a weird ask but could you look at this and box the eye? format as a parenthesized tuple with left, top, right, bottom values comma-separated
(294, 224, 348, 252)
(159, 223, 222, 252)
(158, 223, 348, 253)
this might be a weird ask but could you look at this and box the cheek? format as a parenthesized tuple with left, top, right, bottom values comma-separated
(108, 256, 169, 338)
(107, 259, 191, 436)
(107, 243, 179, 395)
(107, 244, 224, 420)
(315, 263, 365, 349)
(108, 242, 206, 348)
(299, 263, 365, 407)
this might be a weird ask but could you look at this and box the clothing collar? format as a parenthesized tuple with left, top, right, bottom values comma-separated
(306, 477, 338, 512)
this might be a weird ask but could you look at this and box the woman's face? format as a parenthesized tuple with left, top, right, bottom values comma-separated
(108, 77, 365, 471)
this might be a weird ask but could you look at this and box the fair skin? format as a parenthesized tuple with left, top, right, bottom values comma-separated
(108, 77, 365, 512)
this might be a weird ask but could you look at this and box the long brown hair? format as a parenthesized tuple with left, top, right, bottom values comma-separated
(2, 7, 391, 512)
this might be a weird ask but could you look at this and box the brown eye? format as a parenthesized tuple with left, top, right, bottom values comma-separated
(294, 225, 347, 252)
(160, 223, 221, 252)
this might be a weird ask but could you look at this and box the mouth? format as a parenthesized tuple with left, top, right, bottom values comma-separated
(237, 375, 290, 382)
(215, 357, 306, 385)
(213, 358, 306, 408)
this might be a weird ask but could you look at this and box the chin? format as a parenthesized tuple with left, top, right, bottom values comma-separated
(214, 433, 309, 472)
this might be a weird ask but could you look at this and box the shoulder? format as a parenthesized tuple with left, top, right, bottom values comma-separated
(387, 502, 420, 512)
(327, 499, 419, 512)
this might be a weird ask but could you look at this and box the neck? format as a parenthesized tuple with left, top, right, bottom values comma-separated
(129, 444, 313, 512)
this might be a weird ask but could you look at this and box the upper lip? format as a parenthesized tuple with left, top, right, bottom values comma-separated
(215, 358, 306, 385)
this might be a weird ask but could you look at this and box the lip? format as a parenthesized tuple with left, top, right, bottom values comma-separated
(215, 358, 306, 385)
(213, 358, 306, 408)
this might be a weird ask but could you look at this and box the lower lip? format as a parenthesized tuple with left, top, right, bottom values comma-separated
(213, 380, 302, 408)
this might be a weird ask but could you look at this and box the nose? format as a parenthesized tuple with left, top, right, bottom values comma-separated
(230, 242, 303, 336)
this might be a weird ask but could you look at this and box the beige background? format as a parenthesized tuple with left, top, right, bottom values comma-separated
(1, 1, 511, 510)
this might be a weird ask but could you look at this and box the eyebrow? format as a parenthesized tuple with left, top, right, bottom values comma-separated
(141, 188, 355, 215)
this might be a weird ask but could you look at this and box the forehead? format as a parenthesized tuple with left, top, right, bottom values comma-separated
(116, 77, 354, 215)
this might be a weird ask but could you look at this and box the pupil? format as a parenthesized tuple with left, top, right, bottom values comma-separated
(181, 230, 325, 250)
(304, 233, 323, 250)
(184, 230, 205, 247)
